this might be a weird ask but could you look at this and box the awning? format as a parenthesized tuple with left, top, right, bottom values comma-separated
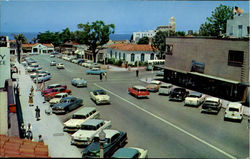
(156, 65, 188, 74)
(188, 72, 240, 84)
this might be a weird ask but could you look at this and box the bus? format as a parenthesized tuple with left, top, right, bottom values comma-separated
(146, 60, 165, 71)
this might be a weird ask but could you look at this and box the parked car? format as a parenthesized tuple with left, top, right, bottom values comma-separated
(90, 89, 110, 105)
(89, 63, 101, 69)
(85, 61, 94, 68)
(52, 96, 83, 114)
(81, 129, 127, 158)
(112, 147, 148, 158)
(56, 63, 65, 69)
(50, 60, 56, 66)
(158, 83, 173, 95)
(49, 92, 68, 106)
(71, 119, 111, 146)
(201, 97, 221, 114)
(63, 107, 100, 133)
(156, 69, 164, 76)
(128, 85, 149, 98)
(86, 68, 107, 75)
(30, 71, 51, 79)
(26, 64, 42, 72)
(33, 73, 51, 83)
(184, 92, 205, 107)
(71, 78, 87, 87)
(44, 87, 72, 101)
(82, 60, 93, 67)
(41, 83, 67, 96)
(224, 102, 243, 122)
(50, 54, 55, 58)
(146, 80, 161, 92)
(169, 87, 189, 101)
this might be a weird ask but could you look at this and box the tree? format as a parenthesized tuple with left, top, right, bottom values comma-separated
(199, 4, 234, 36)
(13, 34, 28, 63)
(77, 20, 115, 62)
(137, 37, 149, 44)
(59, 27, 75, 43)
(151, 31, 167, 59)
(37, 31, 60, 46)
(176, 31, 186, 36)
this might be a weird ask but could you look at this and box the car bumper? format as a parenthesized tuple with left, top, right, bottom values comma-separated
(52, 109, 65, 114)
(201, 109, 219, 114)
(224, 114, 242, 120)
(71, 140, 91, 146)
(169, 97, 183, 101)
(63, 127, 79, 133)
(184, 101, 199, 106)
(96, 100, 110, 104)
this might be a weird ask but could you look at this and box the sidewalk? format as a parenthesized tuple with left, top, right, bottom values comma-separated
(140, 77, 250, 117)
(105, 65, 146, 72)
(14, 61, 82, 158)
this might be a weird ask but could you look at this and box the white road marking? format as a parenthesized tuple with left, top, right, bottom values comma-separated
(94, 83, 237, 159)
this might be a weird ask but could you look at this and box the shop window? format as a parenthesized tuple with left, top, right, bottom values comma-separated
(228, 50, 244, 67)
(247, 26, 250, 35)
(166, 44, 173, 55)
(33, 48, 38, 52)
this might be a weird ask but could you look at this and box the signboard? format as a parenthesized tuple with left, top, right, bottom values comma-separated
(191, 60, 205, 73)
(0, 47, 10, 88)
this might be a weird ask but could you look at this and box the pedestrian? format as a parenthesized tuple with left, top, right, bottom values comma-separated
(104, 72, 107, 80)
(35, 106, 40, 121)
(26, 123, 33, 140)
(20, 123, 26, 139)
(38, 135, 44, 143)
(100, 73, 103, 81)
(136, 69, 139, 77)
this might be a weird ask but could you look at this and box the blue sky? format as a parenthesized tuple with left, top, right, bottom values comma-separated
(0, 0, 249, 34)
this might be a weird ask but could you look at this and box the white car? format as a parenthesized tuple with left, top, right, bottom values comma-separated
(63, 107, 100, 133)
(49, 92, 68, 106)
(50, 61, 56, 66)
(201, 97, 222, 114)
(158, 83, 173, 95)
(71, 119, 111, 146)
(224, 102, 244, 122)
(90, 89, 110, 105)
(112, 147, 148, 158)
(33, 73, 51, 83)
(50, 54, 55, 58)
(184, 92, 205, 107)
(81, 60, 93, 67)
(56, 63, 65, 69)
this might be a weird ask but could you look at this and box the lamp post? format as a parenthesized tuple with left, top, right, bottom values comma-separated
(99, 130, 106, 158)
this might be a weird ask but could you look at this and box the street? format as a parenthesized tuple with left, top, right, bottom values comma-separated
(30, 54, 249, 158)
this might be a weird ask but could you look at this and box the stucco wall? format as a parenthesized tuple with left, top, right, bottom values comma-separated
(165, 37, 249, 82)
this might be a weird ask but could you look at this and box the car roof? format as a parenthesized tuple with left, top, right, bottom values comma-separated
(55, 93, 68, 96)
(205, 97, 220, 102)
(94, 129, 120, 139)
(73, 107, 96, 116)
(73, 77, 83, 80)
(189, 92, 202, 96)
(81, 119, 104, 126)
(62, 96, 76, 100)
(133, 85, 146, 89)
(160, 83, 172, 87)
(48, 84, 60, 87)
(228, 102, 242, 108)
(112, 147, 139, 158)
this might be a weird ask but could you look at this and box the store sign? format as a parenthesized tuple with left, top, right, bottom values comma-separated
(0, 55, 6, 65)
(191, 60, 205, 73)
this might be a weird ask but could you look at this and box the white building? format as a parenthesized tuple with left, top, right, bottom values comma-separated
(156, 16, 176, 33)
(133, 30, 156, 43)
(226, 13, 249, 38)
(22, 43, 54, 54)
(107, 43, 156, 65)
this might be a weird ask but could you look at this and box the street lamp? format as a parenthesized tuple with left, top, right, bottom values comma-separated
(99, 130, 106, 158)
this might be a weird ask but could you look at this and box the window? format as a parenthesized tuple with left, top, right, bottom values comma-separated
(131, 53, 135, 62)
(247, 26, 250, 35)
(119, 52, 121, 60)
(115, 52, 117, 59)
(166, 44, 173, 55)
(228, 50, 244, 67)
(123, 53, 125, 60)
(110, 50, 112, 58)
(141, 53, 145, 62)
(150, 53, 154, 60)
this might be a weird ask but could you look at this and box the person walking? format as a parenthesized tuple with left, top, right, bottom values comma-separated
(20, 123, 26, 139)
(26, 123, 33, 140)
(136, 69, 139, 77)
(100, 73, 103, 81)
(104, 72, 107, 80)
(35, 106, 41, 121)
(38, 135, 44, 143)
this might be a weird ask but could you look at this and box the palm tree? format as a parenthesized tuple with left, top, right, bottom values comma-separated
(13, 34, 28, 63)
(31, 37, 37, 43)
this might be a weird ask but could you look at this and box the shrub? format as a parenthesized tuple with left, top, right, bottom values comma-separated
(107, 58, 116, 64)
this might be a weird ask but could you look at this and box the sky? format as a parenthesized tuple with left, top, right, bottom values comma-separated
(0, 0, 249, 34)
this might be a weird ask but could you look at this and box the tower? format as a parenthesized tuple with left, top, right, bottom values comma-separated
(169, 16, 176, 32)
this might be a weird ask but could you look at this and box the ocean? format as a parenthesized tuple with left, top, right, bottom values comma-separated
(1, 32, 131, 42)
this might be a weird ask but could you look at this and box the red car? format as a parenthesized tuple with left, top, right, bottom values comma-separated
(44, 87, 72, 101)
(41, 84, 67, 96)
(128, 85, 149, 98)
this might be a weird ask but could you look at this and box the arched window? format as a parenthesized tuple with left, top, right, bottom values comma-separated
(123, 53, 125, 60)
(131, 53, 135, 62)
(150, 53, 154, 60)
(141, 53, 145, 62)
(110, 50, 113, 58)
(119, 52, 121, 60)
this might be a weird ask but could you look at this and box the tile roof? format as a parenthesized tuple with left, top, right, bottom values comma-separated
(0, 134, 50, 158)
(22, 43, 54, 48)
(108, 43, 155, 51)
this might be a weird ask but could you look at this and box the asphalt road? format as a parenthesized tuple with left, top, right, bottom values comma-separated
(30, 54, 249, 158)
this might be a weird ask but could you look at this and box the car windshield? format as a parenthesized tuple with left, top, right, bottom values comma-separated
(61, 99, 71, 103)
(72, 114, 86, 119)
(54, 95, 62, 98)
(187, 94, 201, 98)
(228, 108, 239, 112)
(160, 86, 171, 88)
(96, 90, 106, 95)
(139, 89, 147, 92)
(80, 125, 97, 130)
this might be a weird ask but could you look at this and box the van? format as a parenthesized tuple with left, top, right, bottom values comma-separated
(201, 97, 221, 114)
(224, 102, 243, 122)
(63, 107, 100, 133)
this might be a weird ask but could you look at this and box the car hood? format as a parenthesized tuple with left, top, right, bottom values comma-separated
(72, 130, 97, 139)
(52, 102, 70, 108)
(64, 119, 86, 127)
(49, 98, 61, 103)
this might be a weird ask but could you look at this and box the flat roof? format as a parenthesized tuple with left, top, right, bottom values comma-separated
(73, 107, 96, 116)
(81, 119, 104, 126)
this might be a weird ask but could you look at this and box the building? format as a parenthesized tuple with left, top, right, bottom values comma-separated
(107, 43, 156, 65)
(160, 37, 249, 104)
(22, 43, 54, 54)
(132, 30, 156, 43)
(156, 16, 176, 33)
(9, 40, 17, 55)
(60, 41, 78, 54)
(226, 13, 249, 38)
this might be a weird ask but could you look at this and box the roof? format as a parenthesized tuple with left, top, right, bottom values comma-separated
(205, 97, 220, 102)
(55, 93, 68, 96)
(81, 119, 104, 126)
(94, 129, 120, 139)
(109, 43, 155, 51)
(189, 92, 202, 97)
(112, 147, 139, 158)
(73, 107, 96, 116)
(22, 43, 54, 48)
(133, 85, 147, 90)
(228, 102, 242, 108)
(0, 134, 50, 158)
